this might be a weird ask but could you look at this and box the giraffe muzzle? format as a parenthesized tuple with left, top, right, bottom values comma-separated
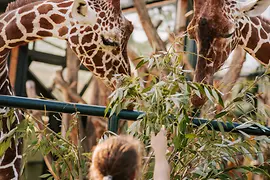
(191, 48, 215, 107)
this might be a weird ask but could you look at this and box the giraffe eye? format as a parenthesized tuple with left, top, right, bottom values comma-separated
(101, 35, 119, 47)
(221, 31, 235, 38)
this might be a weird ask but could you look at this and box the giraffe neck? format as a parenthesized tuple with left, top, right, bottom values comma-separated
(0, 1, 78, 178)
(238, 16, 270, 65)
(0, 0, 81, 57)
(0, 0, 87, 95)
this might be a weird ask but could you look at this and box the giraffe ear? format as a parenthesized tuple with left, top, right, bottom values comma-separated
(71, 0, 97, 25)
(238, 0, 270, 17)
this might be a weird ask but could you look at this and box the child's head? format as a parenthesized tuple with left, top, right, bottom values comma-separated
(90, 136, 142, 180)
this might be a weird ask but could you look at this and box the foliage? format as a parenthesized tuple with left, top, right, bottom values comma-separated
(24, 113, 89, 180)
(0, 111, 89, 180)
(107, 50, 270, 179)
(1, 50, 270, 179)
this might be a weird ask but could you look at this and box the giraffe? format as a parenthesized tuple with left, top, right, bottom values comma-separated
(187, 0, 270, 106)
(0, 0, 133, 179)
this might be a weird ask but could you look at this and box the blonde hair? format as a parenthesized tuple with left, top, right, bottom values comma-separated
(90, 136, 142, 180)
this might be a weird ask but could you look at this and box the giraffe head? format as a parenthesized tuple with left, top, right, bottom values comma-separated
(187, 0, 270, 106)
(68, 0, 133, 89)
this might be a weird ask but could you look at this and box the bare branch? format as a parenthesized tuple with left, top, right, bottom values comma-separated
(133, 0, 166, 52)
(219, 46, 246, 100)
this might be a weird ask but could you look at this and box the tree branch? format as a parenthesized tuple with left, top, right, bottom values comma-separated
(133, 0, 166, 52)
(218, 47, 246, 100)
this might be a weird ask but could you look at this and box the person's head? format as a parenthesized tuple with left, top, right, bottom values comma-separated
(90, 136, 142, 180)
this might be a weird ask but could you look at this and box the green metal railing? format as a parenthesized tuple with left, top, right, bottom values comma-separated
(0, 95, 270, 136)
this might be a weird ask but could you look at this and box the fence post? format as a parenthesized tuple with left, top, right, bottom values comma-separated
(108, 115, 119, 133)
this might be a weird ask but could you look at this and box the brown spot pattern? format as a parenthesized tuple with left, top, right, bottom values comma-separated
(0, 166, 15, 179)
(70, 35, 79, 44)
(112, 48, 119, 55)
(113, 60, 120, 66)
(82, 33, 93, 44)
(0, 22, 4, 30)
(78, 46, 84, 54)
(260, 29, 268, 39)
(40, 18, 53, 30)
(27, 37, 37, 41)
(6, 19, 23, 40)
(37, 4, 53, 14)
(93, 25, 98, 30)
(96, 68, 105, 74)
(241, 23, 249, 40)
(99, 12, 105, 18)
(37, 31, 53, 37)
(57, 1, 72, 8)
(252, 17, 260, 26)
(105, 62, 112, 69)
(14, 158, 22, 174)
(93, 51, 105, 66)
(1, 140, 16, 165)
(85, 64, 94, 71)
(59, 9, 68, 14)
(9, 41, 27, 47)
(70, 27, 77, 34)
(255, 43, 270, 64)
(0, 36, 5, 48)
(0, 48, 9, 56)
(84, 27, 92, 32)
(50, 14, 65, 24)
(58, 26, 68, 37)
(20, 12, 35, 33)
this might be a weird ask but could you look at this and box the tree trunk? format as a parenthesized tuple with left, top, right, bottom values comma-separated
(61, 46, 80, 145)
(85, 77, 110, 151)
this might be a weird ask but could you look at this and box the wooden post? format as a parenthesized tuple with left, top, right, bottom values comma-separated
(175, 0, 188, 34)
(9, 47, 19, 87)
(9, 45, 29, 96)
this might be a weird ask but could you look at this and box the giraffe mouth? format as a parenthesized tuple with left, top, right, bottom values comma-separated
(101, 35, 119, 47)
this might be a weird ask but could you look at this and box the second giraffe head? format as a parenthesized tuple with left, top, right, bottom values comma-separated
(187, 0, 270, 106)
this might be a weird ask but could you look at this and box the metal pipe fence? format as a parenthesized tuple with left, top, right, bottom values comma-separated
(0, 95, 270, 135)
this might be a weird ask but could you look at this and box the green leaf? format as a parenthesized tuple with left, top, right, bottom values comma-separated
(217, 121, 225, 134)
(194, 90, 202, 98)
(39, 173, 52, 178)
(136, 59, 148, 69)
(258, 152, 264, 164)
(212, 89, 224, 107)
(0, 138, 11, 157)
(204, 86, 214, 103)
(185, 133, 196, 139)
(232, 96, 244, 103)
(214, 111, 228, 119)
